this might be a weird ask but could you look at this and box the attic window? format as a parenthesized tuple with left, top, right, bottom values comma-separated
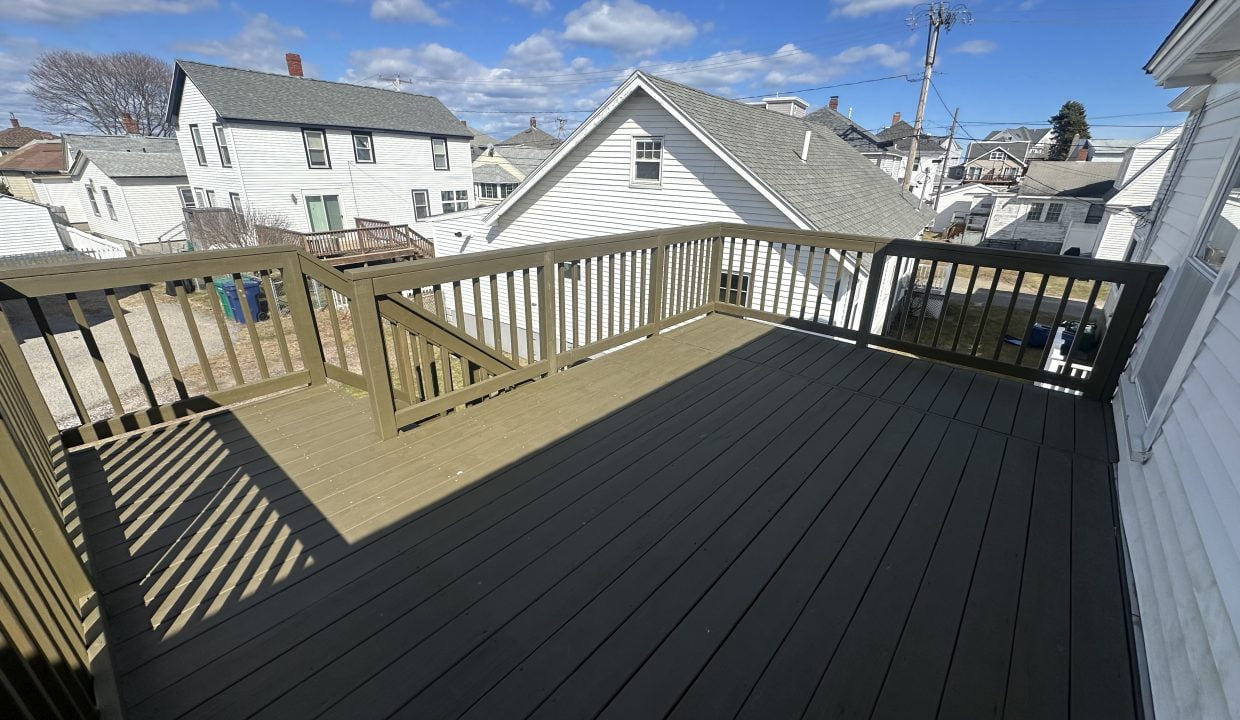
(632, 136, 662, 185)
(302, 129, 330, 168)
(989, 150, 1004, 161)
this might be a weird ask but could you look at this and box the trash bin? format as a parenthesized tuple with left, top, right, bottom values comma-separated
(213, 279, 235, 321)
(216, 277, 264, 324)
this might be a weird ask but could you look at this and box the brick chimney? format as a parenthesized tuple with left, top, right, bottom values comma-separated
(8, 113, 18, 129)
(285, 52, 304, 78)
(1076, 146, 1090, 161)
(120, 112, 139, 135)
(828, 96, 839, 111)
(891, 111, 901, 126)
(530, 116, 537, 128)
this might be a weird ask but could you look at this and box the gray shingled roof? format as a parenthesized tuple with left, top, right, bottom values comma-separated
(803, 105, 890, 153)
(1019, 160, 1120, 199)
(644, 74, 930, 238)
(473, 164, 523, 184)
(877, 120, 915, 142)
(467, 126, 500, 147)
(173, 60, 469, 137)
(966, 141, 1030, 162)
(498, 125, 561, 148)
(983, 126, 1051, 144)
(65, 135, 185, 178)
(492, 145, 554, 178)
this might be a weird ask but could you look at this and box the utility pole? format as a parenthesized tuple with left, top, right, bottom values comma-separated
(902, 2, 971, 191)
(933, 106, 960, 212)
(379, 75, 403, 92)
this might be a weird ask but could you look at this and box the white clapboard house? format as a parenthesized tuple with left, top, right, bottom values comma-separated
(424, 71, 929, 336)
(1114, 1, 1240, 717)
(166, 55, 475, 234)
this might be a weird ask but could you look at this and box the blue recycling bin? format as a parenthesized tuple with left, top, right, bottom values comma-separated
(216, 277, 264, 324)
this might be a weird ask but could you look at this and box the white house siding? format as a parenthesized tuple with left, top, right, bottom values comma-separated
(985, 194, 1095, 245)
(0, 196, 63, 256)
(75, 159, 138, 244)
(31, 177, 88, 224)
(0, 173, 37, 202)
(119, 178, 190, 245)
(175, 76, 246, 202)
(1095, 210, 1141, 260)
(1096, 128, 1183, 261)
(1117, 68, 1240, 720)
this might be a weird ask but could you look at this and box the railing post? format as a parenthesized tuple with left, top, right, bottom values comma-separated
(283, 252, 328, 386)
(706, 233, 724, 312)
(1084, 267, 1166, 400)
(856, 244, 889, 348)
(538, 250, 558, 374)
(354, 277, 398, 440)
(648, 235, 666, 335)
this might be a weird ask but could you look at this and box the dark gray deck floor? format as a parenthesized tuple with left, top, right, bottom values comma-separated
(68, 314, 1139, 719)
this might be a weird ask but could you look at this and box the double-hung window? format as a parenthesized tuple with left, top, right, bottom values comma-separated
(205, 189, 217, 207)
(213, 124, 231, 167)
(101, 187, 117, 220)
(431, 138, 450, 170)
(1085, 203, 1105, 224)
(1026, 202, 1044, 222)
(1045, 202, 1064, 223)
(441, 190, 468, 213)
(353, 132, 375, 163)
(189, 124, 207, 166)
(178, 187, 195, 208)
(632, 136, 663, 184)
(302, 129, 330, 168)
(229, 192, 242, 213)
(412, 190, 430, 219)
(86, 184, 101, 216)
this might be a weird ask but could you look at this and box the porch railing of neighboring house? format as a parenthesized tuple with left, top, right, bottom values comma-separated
(257, 221, 434, 261)
(965, 171, 1021, 184)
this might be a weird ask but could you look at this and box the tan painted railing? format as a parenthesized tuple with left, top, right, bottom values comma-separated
(258, 222, 434, 261)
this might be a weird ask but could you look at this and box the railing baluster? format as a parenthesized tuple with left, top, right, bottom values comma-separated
(506, 272, 519, 363)
(813, 246, 830, 323)
(845, 251, 862, 331)
(829, 250, 846, 327)
(1038, 277, 1076, 371)
(783, 243, 799, 317)
(572, 260, 582, 348)
(584, 257, 592, 345)
(138, 285, 191, 401)
(25, 298, 90, 425)
(558, 261, 568, 354)
(325, 287, 348, 373)
(413, 332, 434, 399)
(231, 273, 269, 380)
(452, 280, 466, 335)
(1057, 280, 1101, 377)
(172, 280, 212, 393)
(970, 267, 1002, 357)
(931, 263, 958, 349)
(609, 253, 618, 336)
(522, 268, 535, 363)
(799, 246, 814, 320)
(991, 270, 1027, 361)
(951, 265, 980, 353)
(65, 292, 124, 414)
(597, 254, 606, 335)
(471, 277, 485, 341)
(539, 252, 558, 370)
(258, 270, 294, 374)
(1014, 274, 1051, 367)
(914, 260, 940, 344)
(759, 241, 773, 312)
(103, 288, 157, 408)
(392, 323, 413, 404)
(489, 274, 502, 355)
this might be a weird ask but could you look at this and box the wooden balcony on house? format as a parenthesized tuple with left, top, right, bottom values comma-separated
(0, 223, 1165, 719)
(256, 218, 435, 267)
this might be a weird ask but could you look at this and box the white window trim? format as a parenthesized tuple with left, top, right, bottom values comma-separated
(431, 137, 450, 171)
(302, 129, 331, 169)
(100, 187, 117, 221)
(630, 135, 664, 187)
(1045, 202, 1064, 223)
(412, 189, 430, 219)
(178, 186, 195, 208)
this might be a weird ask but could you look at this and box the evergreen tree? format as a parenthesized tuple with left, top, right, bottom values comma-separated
(1047, 100, 1090, 161)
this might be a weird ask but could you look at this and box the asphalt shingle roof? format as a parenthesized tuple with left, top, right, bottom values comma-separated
(498, 125, 562, 148)
(644, 74, 930, 238)
(966, 141, 1030, 163)
(473, 164, 523, 184)
(64, 135, 185, 178)
(1019, 160, 1120, 199)
(174, 60, 469, 138)
(803, 105, 890, 153)
(467, 126, 500, 147)
(983, 127, 1052, 144)
(0, 140, 63, 172)
(491, 145, 554, 177)
(0, 125, 55, 149)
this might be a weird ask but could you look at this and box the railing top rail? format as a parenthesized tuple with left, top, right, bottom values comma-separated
(880, 238, 1168, 283)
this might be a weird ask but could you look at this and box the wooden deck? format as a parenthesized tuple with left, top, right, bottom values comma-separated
(68, 314, 1139, 720)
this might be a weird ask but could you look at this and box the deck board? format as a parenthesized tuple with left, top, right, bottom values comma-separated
(66, 314, 1139, 720)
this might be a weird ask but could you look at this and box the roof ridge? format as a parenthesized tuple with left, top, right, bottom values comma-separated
(176, 58, 442, 102)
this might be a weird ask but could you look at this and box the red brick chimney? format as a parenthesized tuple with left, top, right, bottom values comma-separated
(120, 112, 139, 135)
(892, 111, 901, 126)
(1076, 146, 1090, 161)
(530, 116, 537, 128)
(8, 114, 18, 129)
(285, 53, 304, 78)
(828, 96, 839, 111)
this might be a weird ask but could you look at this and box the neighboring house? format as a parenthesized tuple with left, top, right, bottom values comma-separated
(64, 135, 189, 249)
(983, 160, 1120, 253)
(957, 140, 1029, 184)
(929, 182, 1003, 238)
(876, 117, 962, 201)
(805, 100, 908, 185)
(463, 122, 500, 159)
(471, 144, 554, 204)
(165, 54, 475, 233)
(0, 139, 63, 202)
(1094, 126, 1183, 260)
(0, 195, 64, 256)
(434, 70, 927, 260)
(1068, 136, 1142, 162)
(1111, 2, 1240, 717)
(0, 115, 55, 156)
(497, 118, 562, 149)
(984, 126, 1055, 160)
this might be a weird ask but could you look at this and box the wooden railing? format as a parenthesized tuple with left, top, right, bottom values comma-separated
(261, 222, 434, 261)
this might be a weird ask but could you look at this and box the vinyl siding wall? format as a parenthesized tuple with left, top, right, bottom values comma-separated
(984, 194, 1094, 244)
(0, 172, 37, 202)
(0, 196, 63, 256)
(175, 77, 245, 202)
(31, 177, 88, 224)
(1097, 128, 1183, 261)
(118, 178, 190, 245)
(74, 159, 138, 244)
(1118, 67, 1240, 720)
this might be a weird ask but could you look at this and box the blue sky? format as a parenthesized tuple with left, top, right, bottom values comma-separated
(2, 0, 1190, 142)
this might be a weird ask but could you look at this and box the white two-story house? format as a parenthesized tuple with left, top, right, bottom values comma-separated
(166, 55, 475, 234)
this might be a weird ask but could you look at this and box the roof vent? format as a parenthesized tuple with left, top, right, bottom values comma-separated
(800, 129, 812, 162)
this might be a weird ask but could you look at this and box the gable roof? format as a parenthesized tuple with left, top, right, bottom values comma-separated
(466, 126, 500, 147)
(802, 105, 891, 153)
(66, 136, 185, 178)
(473, 163, 523, 184)
(0, 125, 55, 149)
(877, 120, 916, 142)
(965, 141, 1030, 163)
(983, 126, 1052, 144)
(498, 125, 562, 148)
(491, 145, 554, 176)
(168, 60, 469, 138)
(0, 140, 63, 173)
(1018, 160, 1120, 199)
(489, 71, 930, 239)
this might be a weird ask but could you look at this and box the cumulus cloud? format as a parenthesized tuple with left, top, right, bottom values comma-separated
(0, 35, 53, 129)
(510, 0, 552, 13)
(177, 13, 308, 74)
(830, 0, 911, 18)
(371, 0, 447, 25)
(6, 0, 214, 23)
(563, 0, 697, 56)
(952, 39, 997, 54)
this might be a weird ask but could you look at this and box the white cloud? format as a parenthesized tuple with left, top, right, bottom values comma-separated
(177, 13, 308, 74)
(952, 39, 997, 55)
(830, 0, 911, 18)
(6, 0, 215, 23)
(563, 0, 697, 56)
(510, 0, 552, 13)
(0, 35, 51, 130)
(370, 0, 447, 25)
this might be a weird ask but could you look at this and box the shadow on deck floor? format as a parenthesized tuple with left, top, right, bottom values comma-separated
(67, 314, 1139, 720)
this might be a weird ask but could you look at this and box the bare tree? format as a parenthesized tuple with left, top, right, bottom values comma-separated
(29, 51, 173, 136)
(187, 205, 295, 249)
